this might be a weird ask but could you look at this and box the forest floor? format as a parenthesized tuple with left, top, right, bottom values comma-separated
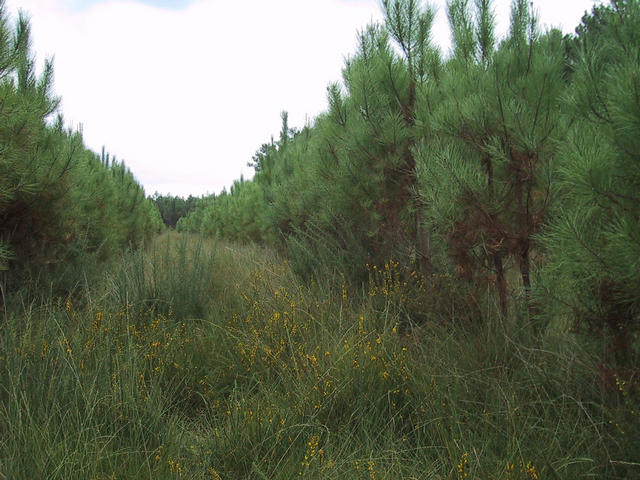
(1, 232, 638, 479)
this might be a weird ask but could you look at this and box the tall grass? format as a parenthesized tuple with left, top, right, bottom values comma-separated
(1, 233, 638, 479)
(105, 231, 217, 320)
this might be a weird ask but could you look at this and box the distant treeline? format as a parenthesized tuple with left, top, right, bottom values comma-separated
(152, 194, 201, 228)
(178, 0, 640, 358)
(0, 3, 163, 296)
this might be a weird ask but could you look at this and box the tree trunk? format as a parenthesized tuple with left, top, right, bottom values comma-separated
(519, 241, 534, 315)
(0, 270, 6, 313)
(493, 252, 508, 319)
(417, 210, 433, 275)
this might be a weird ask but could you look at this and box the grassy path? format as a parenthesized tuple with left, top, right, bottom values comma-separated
(1, 233, 637, 479)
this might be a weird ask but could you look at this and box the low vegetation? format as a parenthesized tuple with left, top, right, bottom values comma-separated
(1, 233, 638, 479)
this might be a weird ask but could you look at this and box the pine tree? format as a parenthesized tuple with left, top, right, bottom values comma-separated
(0, 6, 63, 284)
(537, 0, 640, 360)
(416, 0, 566, 318)
(0, 3, 160, 295)
(380, 0, 439, 273)
(300, 6, 441, 274)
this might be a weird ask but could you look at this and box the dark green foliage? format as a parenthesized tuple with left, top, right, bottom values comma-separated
(418, 0, 567, 319)
(180, 3, 441, 280)
(0, 4, 162, 297)
(536, 0, 640, 362)
(152, 193, 200, 228)
(177, 0, 639, 362)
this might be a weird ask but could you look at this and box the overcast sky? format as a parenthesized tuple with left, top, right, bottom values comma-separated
(7, 0, 599, 198)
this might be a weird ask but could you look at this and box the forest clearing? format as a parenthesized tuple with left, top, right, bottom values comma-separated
(1, 0, 639, 478)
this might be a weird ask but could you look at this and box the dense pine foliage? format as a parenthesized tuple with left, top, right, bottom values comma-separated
(0, 4, 162, 297)
(178, 0, 640, 357)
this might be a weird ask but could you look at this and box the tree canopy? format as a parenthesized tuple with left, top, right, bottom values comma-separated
(0, 3, 162, 296)
(177, 0, 640, 356)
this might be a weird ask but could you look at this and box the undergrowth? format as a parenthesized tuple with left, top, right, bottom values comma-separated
(0, 233, 637, 479)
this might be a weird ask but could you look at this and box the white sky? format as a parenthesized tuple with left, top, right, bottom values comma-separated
(7, 0, 599, 198)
